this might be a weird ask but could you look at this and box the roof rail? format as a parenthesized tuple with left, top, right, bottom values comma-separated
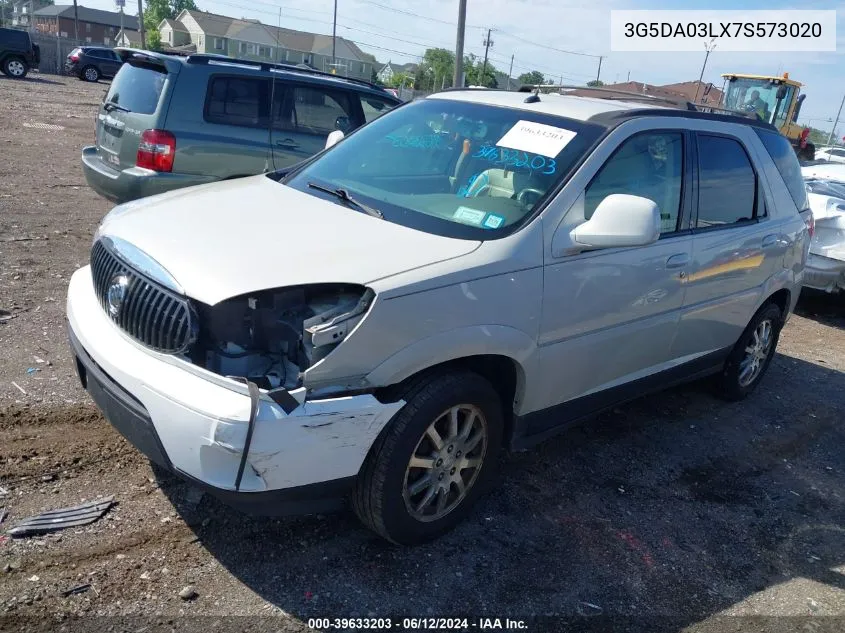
(185, 53, 382, 90)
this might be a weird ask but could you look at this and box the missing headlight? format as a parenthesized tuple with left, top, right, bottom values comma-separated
(188, 284, 374, 390)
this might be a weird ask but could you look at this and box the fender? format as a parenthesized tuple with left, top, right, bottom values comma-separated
(364, 325, 539, 415)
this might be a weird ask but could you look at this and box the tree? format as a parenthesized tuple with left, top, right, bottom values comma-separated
(389, 72, 412, 89)
(463, 54, 498, 88)
(143, 0, 198, 49)
(422, 48, 454, 91)
(587, 79, 605, 87)
(518, 70, 545, 86)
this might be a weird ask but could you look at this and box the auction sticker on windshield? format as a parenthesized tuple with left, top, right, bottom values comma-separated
(453, 206, 487, 226)
(496, 120, 577, 158)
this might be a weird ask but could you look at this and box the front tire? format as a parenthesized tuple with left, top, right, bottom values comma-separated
(3, 57, 28, 79)
(353, 371, 504, 545)
(716, 302, 783, 401)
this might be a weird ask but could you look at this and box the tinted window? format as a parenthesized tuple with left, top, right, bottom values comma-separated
(104, 63, 167, 115)
(361, 95, 397, 123)
(205, 76, 270, 128)
(585, 132, 683, 234)
(696, 135, 757, 228)
(753, 128, 809, 211)
(275, 85, 355, 136)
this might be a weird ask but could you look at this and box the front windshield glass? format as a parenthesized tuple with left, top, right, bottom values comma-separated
(723, 78, 794, 126)
(284, 98, 604, 239)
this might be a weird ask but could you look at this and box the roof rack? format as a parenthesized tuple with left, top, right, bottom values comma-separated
(185, 53, 382, 90)
(518, 83, 758, 120)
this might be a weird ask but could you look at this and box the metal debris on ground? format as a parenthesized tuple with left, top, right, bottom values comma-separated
(576, 601, 604, 617)
(7, 496, 115, 538)
(0, 508, 6, 524)
(26, 367, 41, 375)
(61, 583, 91, 597)
(11, 382, 26, 395)
(22, 122, 65, 131)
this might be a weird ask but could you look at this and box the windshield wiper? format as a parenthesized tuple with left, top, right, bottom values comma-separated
(307, 182, 384, 219)
(103, 101, 130, 113)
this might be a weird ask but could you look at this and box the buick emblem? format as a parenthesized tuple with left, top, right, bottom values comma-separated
(107, 274, 130, 317)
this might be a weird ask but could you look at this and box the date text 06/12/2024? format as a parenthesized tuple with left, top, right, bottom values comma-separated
(306, 618, 528, 630)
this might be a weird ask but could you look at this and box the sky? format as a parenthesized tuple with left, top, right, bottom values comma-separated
(76, 0, 845, 133)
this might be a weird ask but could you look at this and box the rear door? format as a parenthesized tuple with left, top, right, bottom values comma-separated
(673, 129, 788, 357)
(96, 58, 171, 172)
(97, 49, 122, 77)
(270, 80, 359, 168)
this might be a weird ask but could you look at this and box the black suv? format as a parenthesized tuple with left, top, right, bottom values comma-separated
(65, 47, 124, 82)
(0, 27, 40, 79)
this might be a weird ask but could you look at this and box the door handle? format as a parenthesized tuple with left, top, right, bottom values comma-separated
(762, 233, 781, 248)
(275, 138, 299, 149)
(666, 253, 690, 269)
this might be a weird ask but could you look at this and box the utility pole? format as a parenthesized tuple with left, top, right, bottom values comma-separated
(73, 0, 79, 41)
(453, 0, 467, 87)
(506, 53, 513, 90)
(827, 93, 845, 146)
(480, 28, 493, 87)
(331, 0, 337, 68)
(137, 0, 145, 48)
(595, 56, 603, 84)
(627, 70, 630, 82)
(693, 39, 717, 103)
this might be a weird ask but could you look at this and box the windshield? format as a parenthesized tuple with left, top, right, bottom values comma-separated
(284, 98, 604, 239)
(723, 78, 795, 126)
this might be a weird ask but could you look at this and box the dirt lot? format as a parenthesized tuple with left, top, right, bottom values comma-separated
(1, 74, 845, 633)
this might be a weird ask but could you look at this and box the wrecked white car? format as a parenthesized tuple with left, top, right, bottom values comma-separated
(67, 89, 809, 544)
(805, 177, 845, 293)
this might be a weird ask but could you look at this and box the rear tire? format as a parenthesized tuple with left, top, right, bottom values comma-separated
(716, 302, 783, 401)
(353, 371, 504, 545)
(3, 57, 28, 79)
(82, 65, 100, 82)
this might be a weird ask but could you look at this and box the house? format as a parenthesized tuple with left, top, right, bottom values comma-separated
(115, 28, 142, 48)
(659, 80, 724, 106)
(161, 10, 375, 81)
(33, 5, 139, 46)
(11, 0, 51, 27)
(376, 60, 418, 84)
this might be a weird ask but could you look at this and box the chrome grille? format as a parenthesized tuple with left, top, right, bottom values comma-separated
(90, 239, 194, 354)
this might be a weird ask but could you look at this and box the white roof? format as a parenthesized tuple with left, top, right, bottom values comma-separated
(427, 89, 671, 122)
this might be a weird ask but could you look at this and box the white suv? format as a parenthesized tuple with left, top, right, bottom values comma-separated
(66, 89, 812, 544)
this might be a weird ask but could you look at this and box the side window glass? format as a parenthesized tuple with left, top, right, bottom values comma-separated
(361, 96, 397, 123)
(585, 131, 684, 234)
(696, 135, 757, 228)
(205, 76, 269, 128)
(283, 86, 356, 137)
(753, 127, 809, 211)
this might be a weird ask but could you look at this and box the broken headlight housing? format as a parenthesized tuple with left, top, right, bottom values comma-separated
(187, 284, 375, 390)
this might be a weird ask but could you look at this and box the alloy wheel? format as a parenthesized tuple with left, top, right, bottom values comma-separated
(739, 318, 773, 387)
(402, 404, 488, 523)
(7, 60, 25, 77)
(85, 67, 98, 81)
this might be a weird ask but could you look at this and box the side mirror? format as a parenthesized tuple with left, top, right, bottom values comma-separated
(570, 194, 661, 248)
(325, 130, 344, 149)
(335, 115, 351, 132)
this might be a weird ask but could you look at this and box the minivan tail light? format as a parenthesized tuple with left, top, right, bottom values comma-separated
(137, 129, 176, 172)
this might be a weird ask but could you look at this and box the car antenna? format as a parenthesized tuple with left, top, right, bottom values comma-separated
(524, 84, 541, 103)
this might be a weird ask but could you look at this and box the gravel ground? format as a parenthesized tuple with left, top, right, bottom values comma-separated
(1, 74, 845, 633)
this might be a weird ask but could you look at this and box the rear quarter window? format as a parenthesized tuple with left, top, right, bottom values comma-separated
(754, 128, 810, 211)
(104, 62, 168, 115)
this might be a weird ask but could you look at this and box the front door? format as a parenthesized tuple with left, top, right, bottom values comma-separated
(271, 81, 359, 169)
(536, 130, 693, 425)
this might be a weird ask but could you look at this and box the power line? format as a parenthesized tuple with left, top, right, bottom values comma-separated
(357, 0, 481, 28)
(495, 28, 601, 59)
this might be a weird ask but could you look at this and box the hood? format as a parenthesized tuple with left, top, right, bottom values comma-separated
(97, 175, 481, 305)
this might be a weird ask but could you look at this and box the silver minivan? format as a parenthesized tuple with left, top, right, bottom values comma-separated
(67, 89, 812, 544)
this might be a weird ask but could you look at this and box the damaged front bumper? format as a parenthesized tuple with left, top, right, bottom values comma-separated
(66, 266, 404, 515)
